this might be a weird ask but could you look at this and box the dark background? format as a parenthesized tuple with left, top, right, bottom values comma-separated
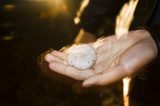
(0, 0, 123, 106)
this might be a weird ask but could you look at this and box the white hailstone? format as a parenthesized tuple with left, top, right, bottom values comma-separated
(65, 44, 97, 70)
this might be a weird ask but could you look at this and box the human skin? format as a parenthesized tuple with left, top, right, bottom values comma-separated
(45, 29, 158, 87)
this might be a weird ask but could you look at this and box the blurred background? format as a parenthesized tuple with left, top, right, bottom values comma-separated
(0, 0, 123, 106)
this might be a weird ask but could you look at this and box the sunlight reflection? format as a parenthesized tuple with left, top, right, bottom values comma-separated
(39, 0, 68, 18)
(74, 0, 90, 24)
(115, 0, 139, 106)
(3, 4, 16, 11)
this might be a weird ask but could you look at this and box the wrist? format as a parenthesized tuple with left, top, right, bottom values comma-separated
(136, 27, 159, 58)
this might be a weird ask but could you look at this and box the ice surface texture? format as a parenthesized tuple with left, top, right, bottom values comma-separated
(65, 44, 96, 70)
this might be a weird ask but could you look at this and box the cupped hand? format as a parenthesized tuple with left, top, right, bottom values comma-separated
(45, 29, 158, 87)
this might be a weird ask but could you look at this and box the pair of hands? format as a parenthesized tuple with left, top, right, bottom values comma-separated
(45, 29, 157, 87)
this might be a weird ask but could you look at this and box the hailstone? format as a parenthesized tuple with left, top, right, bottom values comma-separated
(65, 44, 96, 70)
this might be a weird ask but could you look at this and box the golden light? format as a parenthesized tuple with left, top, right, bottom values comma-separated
(123, 78, 131, 106)
(3, 4, 16, 11)
(74, 17, 81, 25)
(115, 0, 139, 106)
(74, 0, 90, 24)
(40, 0, 69, 18)
(45, 0, 66, 7)
(116, 0, 138, 38)
(1, 35, 14, 41)
(29, 0, 66, 6)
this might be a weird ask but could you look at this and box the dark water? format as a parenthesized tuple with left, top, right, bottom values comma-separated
(0, 1, 123, 106)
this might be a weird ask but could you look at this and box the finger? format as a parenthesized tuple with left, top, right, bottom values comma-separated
(45, 53, 64, 63)
(49, 62, 94, 80)
(50, 50, 68, 60)
(82, 66, 126, 87)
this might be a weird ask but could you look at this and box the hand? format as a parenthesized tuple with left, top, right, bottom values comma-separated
(45, 29, 157, 87)
(38, 29, 96, 88)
